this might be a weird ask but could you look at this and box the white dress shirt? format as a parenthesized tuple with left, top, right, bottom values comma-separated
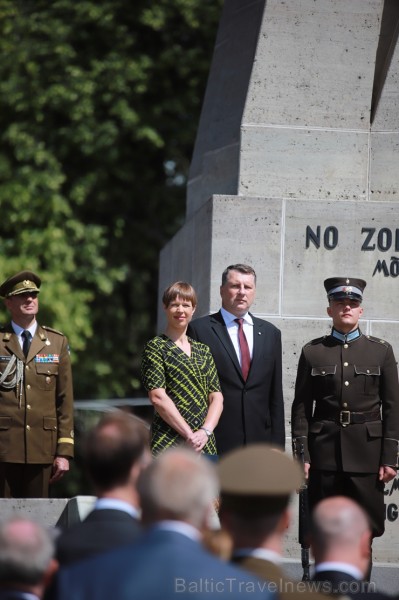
(220, 307, 254, 366)
(314, 561, 363, 580)
(233, 547, 282, 565)
(94, 497, 140, 519)
(154, 520, 201, 542)
(12, 320, 37, 351)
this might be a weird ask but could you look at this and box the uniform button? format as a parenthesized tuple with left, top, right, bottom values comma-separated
(344, 381, 349, 386)
(367, 369, 370, 374)
(25, 365, 29, 370)
(344, 362, 348, 367)
(27, 404, 31, 410)
(322, 370, 325, 375)
(26, 425, 30, 431)
(343, 403, 348, 408)
(46, 377, 51, 384)
(343, 344, 348, 349)
(26, 384, 31, 390)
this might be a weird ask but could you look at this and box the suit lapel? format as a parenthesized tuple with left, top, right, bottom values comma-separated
(210, 311, 243, 380)
(27, 326, 47, 363)
(251, 316, 266, 369)
(2, 323, 48, 362)
(2, 325, 24, 361)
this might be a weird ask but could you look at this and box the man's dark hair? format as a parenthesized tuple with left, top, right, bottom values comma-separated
(84, 410, 149, 492)
(221, 264, 257, 286)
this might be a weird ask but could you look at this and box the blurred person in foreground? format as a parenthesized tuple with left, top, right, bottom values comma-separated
(141, 281, 223, 458)
(0, 517, 57, 600)
(218, 444, 330, 599)
(310, 496, 391, 599)
(0, 270, 74, 498)
(53, 448, 275, 600)
(56, 410, 151, 565)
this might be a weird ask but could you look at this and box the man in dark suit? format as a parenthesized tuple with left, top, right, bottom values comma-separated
(291, 277, 399, 543)
(310, 496, 390, 598)
(56, 410, 151, 565)
(53, 447, 275, 600)
(0, 517, 57, 600)
(188, 264, 285, 455)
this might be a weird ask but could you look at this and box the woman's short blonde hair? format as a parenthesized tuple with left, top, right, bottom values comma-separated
(162, 281, 197, 308)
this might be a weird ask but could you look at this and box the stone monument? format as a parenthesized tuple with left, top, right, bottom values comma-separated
(159, 0, 399, 562)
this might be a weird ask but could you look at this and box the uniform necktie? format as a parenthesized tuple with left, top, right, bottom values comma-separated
(235, 318, 251, 380)
(22, 330, 32, 357)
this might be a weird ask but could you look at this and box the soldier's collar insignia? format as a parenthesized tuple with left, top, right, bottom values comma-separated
(331, 328, 361, 344)
(39, 332, 51, 345)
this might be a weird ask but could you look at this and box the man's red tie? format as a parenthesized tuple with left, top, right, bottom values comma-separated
(235, 318, 251, 380)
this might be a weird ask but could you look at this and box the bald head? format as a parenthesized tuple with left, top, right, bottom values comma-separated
(0, 517, 55, 587)
(137, 447, 219, 529)
(310, 497, 371, 572)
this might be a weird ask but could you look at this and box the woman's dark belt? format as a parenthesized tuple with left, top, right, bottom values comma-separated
(313, 408, 381, 427)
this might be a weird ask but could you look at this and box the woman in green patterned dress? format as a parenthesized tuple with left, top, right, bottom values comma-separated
(141, 282, 223, 457)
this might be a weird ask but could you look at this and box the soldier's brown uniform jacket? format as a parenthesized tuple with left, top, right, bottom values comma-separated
(0, 323, 74, 464)
(232, 556, 332, 600)
(291, 330, 399, 473)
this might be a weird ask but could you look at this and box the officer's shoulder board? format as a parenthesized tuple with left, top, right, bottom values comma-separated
(304, 335, 327, 348)
(365, 334, 389, 347)
(42, 325, 65, 337)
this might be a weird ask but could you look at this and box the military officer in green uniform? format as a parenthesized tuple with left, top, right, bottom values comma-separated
(291, 277, 399, 541)
(0, 270, 74, 498)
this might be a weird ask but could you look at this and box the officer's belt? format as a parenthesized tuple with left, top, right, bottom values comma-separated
(313, 409, 381, 426)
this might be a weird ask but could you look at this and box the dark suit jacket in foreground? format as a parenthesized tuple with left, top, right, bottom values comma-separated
(54, 528, 275, 600)
(56, 508, 141, 565)
(312, 569, 391, 599)
(0, 592, 40, 600)
(233, 556, 328, 600)
(188, 311, 285, 455)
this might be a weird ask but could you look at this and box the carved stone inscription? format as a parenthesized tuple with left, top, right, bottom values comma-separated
(306, 226, 399, 277)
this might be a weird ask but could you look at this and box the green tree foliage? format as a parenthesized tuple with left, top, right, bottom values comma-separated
(0, 0, 222, 397)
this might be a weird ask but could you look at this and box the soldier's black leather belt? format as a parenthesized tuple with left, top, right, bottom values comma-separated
(313, 409, 381, 426)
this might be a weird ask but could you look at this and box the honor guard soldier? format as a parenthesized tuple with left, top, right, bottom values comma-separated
(291, 277, 399, 547)
(0, 270, 74, 497)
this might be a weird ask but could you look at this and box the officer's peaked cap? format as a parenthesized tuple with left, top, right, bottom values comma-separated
(0, 271, 41, 298)
(218, 444, 303, 516)
(324, 277, 366, 303)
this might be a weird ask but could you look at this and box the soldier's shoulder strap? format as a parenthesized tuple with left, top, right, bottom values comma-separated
(41, 325, 65, 337)
(364, 334, 389, 348)
(304, 335, 327, 348)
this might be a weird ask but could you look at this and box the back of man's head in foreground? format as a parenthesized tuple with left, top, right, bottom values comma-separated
(84, 410, 150, 493)
(137, 447, 219, 530)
